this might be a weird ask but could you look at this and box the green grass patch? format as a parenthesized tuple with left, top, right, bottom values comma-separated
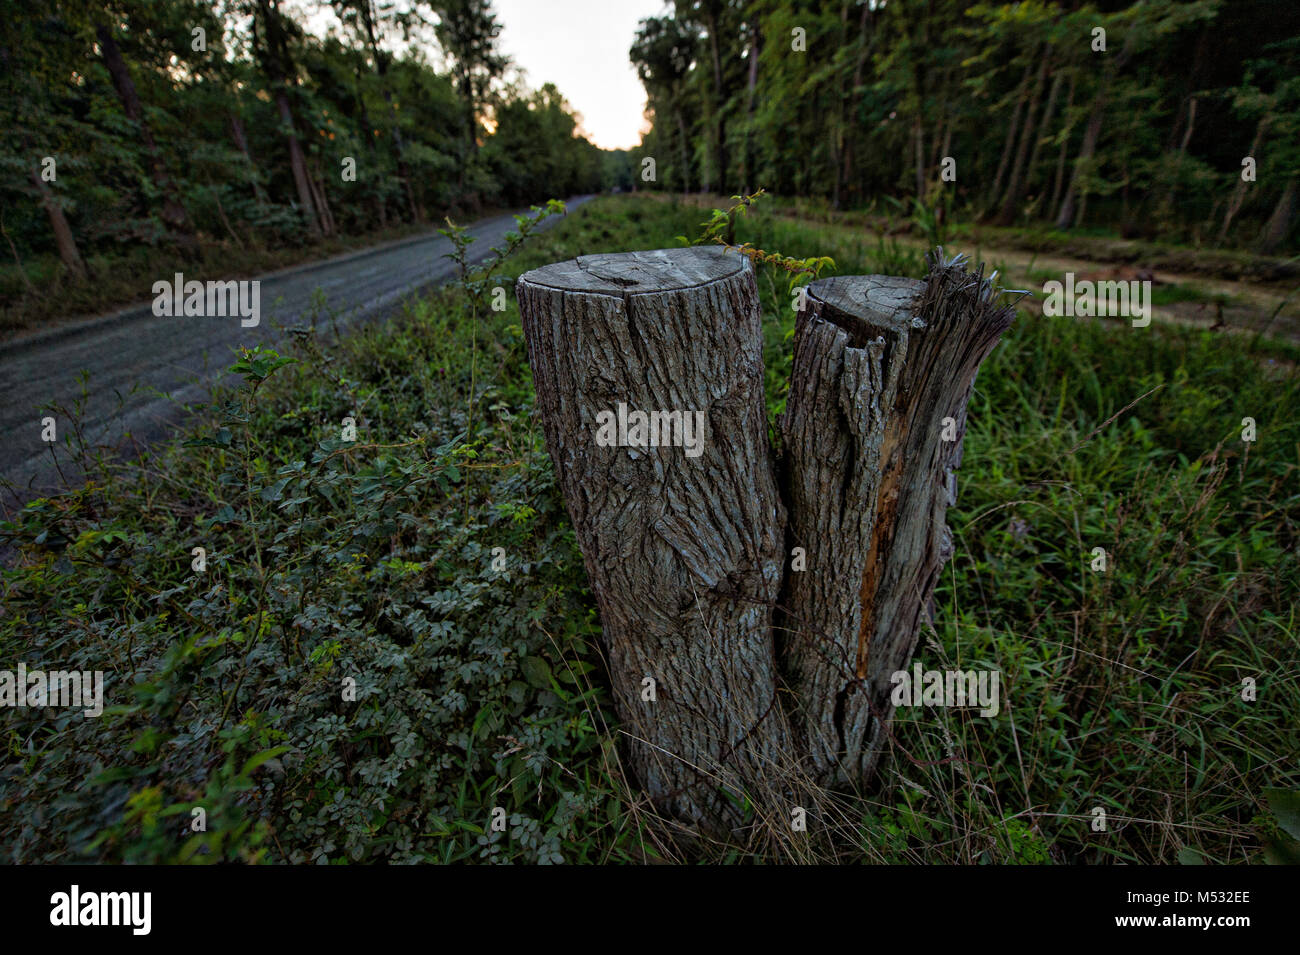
(2, 195, 1297, 863)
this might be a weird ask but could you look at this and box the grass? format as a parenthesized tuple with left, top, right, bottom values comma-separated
(745, 192, 1300, 284)
(2, 194, 1297, 864)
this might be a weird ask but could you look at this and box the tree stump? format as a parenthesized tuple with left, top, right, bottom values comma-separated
(517, 246, 1014, 830)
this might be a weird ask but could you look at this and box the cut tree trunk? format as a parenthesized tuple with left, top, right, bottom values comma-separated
(517, 248, 794, 826)
(517, 247, 1014, 832)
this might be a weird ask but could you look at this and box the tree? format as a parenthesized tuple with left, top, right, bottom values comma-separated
(252, 0, 330, 237)
(517, 246, 1015, 829)
(631, 15, 699, 194)
(332, 0, 430, 222)
(94, 15, 198, 249)
(431, 0, 507, 205)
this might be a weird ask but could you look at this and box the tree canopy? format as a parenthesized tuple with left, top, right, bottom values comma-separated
(631, 0, 1300, 252)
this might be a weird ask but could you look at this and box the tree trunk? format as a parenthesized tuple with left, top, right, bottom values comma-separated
(517, 247, 1015, 831)
(275, 89, 323, 238)
(1055, 87, 1107, 230)
(256, 0, 325, 238)
(1219, 117, 1268, 244)
(991, 61, 1033, 208)
(705, 10, 728, 194)
(676, 109, 692, 195)
(1258, 177, 1297, 254)
(228, 111, 269, 206)
(307, 159, 337, 236)
(1049, 75, 1076, 219)
(1056, 35, 1134, 230)
(351, 70, 388, 229)
(742, 15, 760, 195)
(998, 58, 1049, 225)
(781, 259, 1014, 782)
(839, 2, 874, 208)
(913, 117, 926, 199)
(359, 1, 423, 223)
(1026, 70, 1063, 196)
(30, 168, 86, 280)
(95, 22, 197, 250)
(517, 248, 793, 826)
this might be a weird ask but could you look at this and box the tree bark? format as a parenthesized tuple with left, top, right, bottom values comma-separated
(517, 248, 794, 826)
(30, 168, 86, 280)
(781, 258, 1014, 782)
(517, 247, 1014, 830)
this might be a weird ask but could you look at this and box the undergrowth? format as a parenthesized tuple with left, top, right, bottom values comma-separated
(2, 194, 1297, 864)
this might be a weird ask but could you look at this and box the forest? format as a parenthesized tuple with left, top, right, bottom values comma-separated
(0, 0, 633, 329)
(633, 0, 1300, 253)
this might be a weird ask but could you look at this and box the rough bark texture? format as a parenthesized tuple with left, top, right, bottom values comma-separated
(783, 258, 1015, 784)
(517, 248, 793, 825)
(778, 275, 913, 779)
(517, 247, 1014, 827)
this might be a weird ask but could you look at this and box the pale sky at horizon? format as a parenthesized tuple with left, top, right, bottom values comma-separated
(492, 0, 668, 150)
(297, 0, 667, 151)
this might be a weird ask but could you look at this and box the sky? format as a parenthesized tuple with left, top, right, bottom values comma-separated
(491, 0, 667, 150)
(296, 0, 666, 151)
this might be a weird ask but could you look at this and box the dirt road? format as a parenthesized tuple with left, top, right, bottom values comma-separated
(0, 197, 591, 514)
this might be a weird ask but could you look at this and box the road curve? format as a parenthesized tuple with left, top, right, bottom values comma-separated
(0, 196, 592, 515)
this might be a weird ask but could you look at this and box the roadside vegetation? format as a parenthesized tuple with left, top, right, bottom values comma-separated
(1, 1, 635, 335)
(2, 195, 1297, 864)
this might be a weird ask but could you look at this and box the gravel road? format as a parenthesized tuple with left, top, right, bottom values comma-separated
(0, 197, 590, 515)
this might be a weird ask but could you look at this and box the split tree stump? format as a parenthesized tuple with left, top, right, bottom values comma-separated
(517, 247, 1014, 829)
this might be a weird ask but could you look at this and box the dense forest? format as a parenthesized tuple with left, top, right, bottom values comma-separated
(0, 0, 632, 304)
(633, 0, 1300, 251)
